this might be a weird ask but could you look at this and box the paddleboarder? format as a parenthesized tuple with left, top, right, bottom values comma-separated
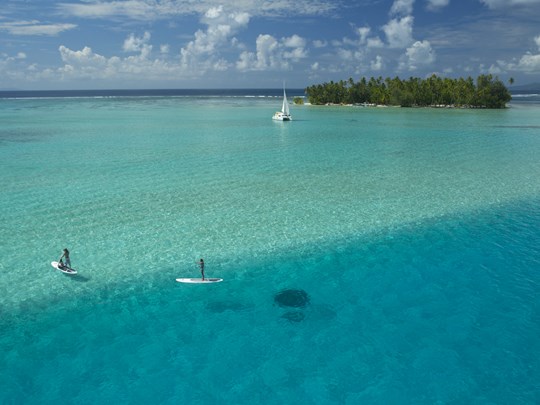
(198, 258, 205, 281)
(59, 248, 71, 269)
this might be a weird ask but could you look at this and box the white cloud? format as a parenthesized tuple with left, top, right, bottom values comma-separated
(506, 53, 540, 72)
(123, 32, 152, 58)
(0, 20, 76, 36)
(383, 16, 414, 48)
(205, 6, 223, 19)
(337, 49, 354, 61)
(313, 40, 327, 48)
(357, 27, 371, 44)
(283, 34, 306, 49)
(495, 34, 540, 73)
(283, 35, 308, 60)
(180, 8, 250, 73)
(59, 46, 108, 70)
(401, 40, 435, 70)
(371, 55, 384, 71)
(390, 0, 415, 16)
(74, 1, 147, 19)
(50, 31, 183, 82)
(480, 0, 540, 9)
(237, 34, 281, 71)
(236, 33, 307, 71)
(426, 0, 450, 10)
(0, 51, 28, 65)
(58, 0, 339, 21)
(367, 37, 385, 48)
(160, 44, 170, 54)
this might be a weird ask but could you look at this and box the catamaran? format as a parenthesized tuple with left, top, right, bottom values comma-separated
(272, 87, 292, 121)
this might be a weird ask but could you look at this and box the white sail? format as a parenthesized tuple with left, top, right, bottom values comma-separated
(282, 89, 290, 115)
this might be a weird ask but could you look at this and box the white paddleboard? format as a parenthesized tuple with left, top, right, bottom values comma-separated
(176, 278, 222, 284)
(51, 261, 77, 275)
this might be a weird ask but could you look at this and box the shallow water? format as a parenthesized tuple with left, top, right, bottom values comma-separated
(1, 95, 539, 403)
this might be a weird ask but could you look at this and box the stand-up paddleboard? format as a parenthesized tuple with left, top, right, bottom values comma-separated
(51, 261, 77, 275)
(176, 278, 222, 284)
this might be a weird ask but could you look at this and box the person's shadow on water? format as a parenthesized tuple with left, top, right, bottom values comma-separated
(66, 274, 91, 282)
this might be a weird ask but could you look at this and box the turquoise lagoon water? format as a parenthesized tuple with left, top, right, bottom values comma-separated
(1, 93, 539, 403)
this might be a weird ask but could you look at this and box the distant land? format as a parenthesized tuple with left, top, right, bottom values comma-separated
(509, 83, 540, 93)
(305, 75, 514, 108)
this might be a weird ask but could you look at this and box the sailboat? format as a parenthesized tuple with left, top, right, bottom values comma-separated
(272, 86, 292, 121)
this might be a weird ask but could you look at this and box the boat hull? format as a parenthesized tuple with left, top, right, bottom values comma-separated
(272, 112, 292, 121)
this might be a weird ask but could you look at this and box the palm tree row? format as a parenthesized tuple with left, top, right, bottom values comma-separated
(305, 74, 511, 108)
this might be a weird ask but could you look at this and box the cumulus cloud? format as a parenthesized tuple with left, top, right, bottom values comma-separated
(0, 20, 76, 36)
(5, 4, 320, 85)
(0, 52, 30, 83)
(383, 16, 414, 48)
(313, 40, 327, 48)
(513, 53, 540, 71)
(357, 27, 371, 44)
(0, 51, 27, 63)
(400, 40, 435, 70)
(254, 35, 280, 67)
(496, 34, 540, 73)
(338, 25, 381, 50)
(237, 33, 307, 71)
(371, 55, 384, 71)
(123, 32, 152, 58)
(390, 0, 415, 16)
(180, 6, 250, 72)
(59, 46, 108, 68)
(53, 31, 182, 82)
(237, 35, 276, 71)
(367, 37, 385, 48)
(283, 34, 305, 49)
(283, 35, 308, 59)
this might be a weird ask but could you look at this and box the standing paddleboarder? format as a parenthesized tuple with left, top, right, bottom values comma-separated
(198, 258, 205, 281)
(59, 248, 71, 269)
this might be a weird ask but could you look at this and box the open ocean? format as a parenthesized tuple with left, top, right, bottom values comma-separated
(1, 90, 539, 404)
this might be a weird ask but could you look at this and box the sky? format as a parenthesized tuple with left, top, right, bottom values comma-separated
(1, 0, 540, 90)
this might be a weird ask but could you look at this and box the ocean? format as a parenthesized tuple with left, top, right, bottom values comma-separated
(1, 90, 539, 404)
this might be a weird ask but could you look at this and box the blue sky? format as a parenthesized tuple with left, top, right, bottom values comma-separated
(1, 0, 540, 90)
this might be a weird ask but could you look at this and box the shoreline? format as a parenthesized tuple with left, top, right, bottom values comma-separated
(301, 102, 511, 109)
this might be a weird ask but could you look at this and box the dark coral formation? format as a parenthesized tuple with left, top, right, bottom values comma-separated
(274, 289, 310, 308)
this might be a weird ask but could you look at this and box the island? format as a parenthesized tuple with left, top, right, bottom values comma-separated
(305, 74, 511, 108)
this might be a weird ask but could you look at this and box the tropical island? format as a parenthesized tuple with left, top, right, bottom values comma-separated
(305, 74, 511, 108)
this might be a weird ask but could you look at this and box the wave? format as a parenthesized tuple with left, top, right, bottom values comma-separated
(511, 93, 540, 98)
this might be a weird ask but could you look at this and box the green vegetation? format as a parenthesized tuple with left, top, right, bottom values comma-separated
(305, 74, 511, 108)
(293, 97, 304, 105)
